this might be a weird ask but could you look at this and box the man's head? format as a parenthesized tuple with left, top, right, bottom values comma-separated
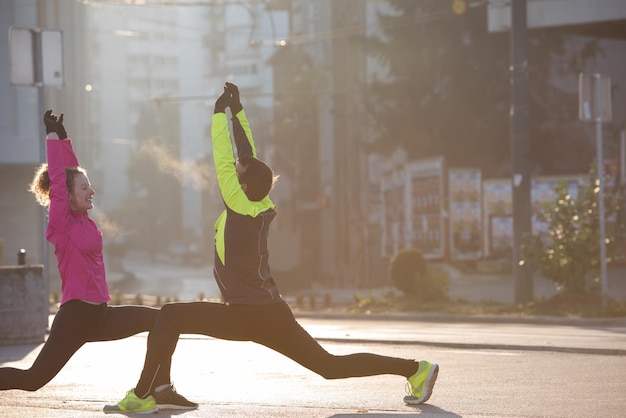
(236, 155, 276, 201)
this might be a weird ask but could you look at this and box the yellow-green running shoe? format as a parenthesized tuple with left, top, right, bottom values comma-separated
(404, 360, 439, 405)
(103, 389, 158, 414)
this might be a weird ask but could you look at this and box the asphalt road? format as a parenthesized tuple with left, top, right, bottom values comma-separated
(1, 316, 625, 417)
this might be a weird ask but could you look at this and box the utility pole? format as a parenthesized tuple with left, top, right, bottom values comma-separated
(332, 2, 351, 287)
(510, 0, 533, 303)
(331, 1, 366, 287)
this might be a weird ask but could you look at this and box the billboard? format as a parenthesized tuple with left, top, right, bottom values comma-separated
(449, 168, 482, 260)
(482, 176, 582, 257)
(405, 157, 446, 260)
(380, 168, 406, 258)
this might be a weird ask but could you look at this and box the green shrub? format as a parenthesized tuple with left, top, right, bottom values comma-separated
(522, 168, 623, 293)
(389, 248, 448, 301)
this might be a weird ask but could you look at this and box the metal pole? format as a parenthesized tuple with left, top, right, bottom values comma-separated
(595, 76, 608, 308)
(34, 28, 49, 330)
(510, 0, 533, 303)
(619, 129, 626, 187)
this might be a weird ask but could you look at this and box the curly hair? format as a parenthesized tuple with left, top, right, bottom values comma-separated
(29, 163, 87, 208)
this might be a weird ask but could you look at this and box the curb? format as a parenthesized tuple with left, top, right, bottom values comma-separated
(294, 311, 626, 327)
(312, 337, 626, 356)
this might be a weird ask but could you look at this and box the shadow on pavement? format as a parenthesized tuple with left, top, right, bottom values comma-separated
(328, 404, 461, 417)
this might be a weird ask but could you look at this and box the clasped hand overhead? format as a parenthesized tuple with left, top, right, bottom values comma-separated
(213, 82, 243, 115)
(43, 109, 67, 139)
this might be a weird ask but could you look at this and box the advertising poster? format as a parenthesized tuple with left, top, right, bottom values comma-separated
(482, 179, 512, 257)
(449, 168, 482, 260)
(380, 169, 406, 258)
(482, 176, 582, 257)
(405, 157, 446, 260)
(489, 215, 514, 256)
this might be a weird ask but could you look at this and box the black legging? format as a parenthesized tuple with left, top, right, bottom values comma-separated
(0, 300, 165, 391)
(134, 300, 419, 397)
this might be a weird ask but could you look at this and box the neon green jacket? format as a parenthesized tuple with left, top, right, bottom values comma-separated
(211, 109, 281, 304)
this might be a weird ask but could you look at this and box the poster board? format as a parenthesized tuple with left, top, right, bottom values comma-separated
(449, 168, 482, 260)
(380, 169, 406, 257)
(405, 157, 446, 259)
(482, 176, 582, 257)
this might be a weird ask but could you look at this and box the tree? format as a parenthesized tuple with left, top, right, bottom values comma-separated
(526, 28, 598, 175)
(522, 166, 623, 293)
(363, 0, 607, 177)
(364, 0, 510, 176)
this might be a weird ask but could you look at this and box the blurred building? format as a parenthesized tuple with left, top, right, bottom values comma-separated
(0, 1, 285, 266)
(0, 1, 87, 273)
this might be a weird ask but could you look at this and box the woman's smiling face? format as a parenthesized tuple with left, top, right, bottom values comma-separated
(69, 172, 95, 212)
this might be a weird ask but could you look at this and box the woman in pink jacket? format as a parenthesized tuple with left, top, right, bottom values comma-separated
(0, 110, 196, 411)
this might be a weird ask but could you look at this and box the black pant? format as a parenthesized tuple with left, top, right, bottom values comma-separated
(134, 300, 418, 397)
(0, 300, 164, 391)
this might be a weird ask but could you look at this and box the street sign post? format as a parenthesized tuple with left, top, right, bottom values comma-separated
(579, 72, 612, 308)
(619, 129, 626, 187)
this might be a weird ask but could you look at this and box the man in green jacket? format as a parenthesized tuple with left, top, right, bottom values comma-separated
(105, 82, 438, 414)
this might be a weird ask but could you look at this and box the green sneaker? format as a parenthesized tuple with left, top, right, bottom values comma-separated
(103, 389, 158, 414)
(404, 360, 439, 405)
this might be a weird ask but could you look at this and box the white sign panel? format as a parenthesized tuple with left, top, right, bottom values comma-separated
(579, 73, 612, 123)
(41, 30, 64, 87)
(9, 27, 35, 86)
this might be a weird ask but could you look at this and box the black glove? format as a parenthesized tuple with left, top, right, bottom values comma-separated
(214, 86, 230, 114)
(226, 82, 243, 115)
(43, 109, 67, 139)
